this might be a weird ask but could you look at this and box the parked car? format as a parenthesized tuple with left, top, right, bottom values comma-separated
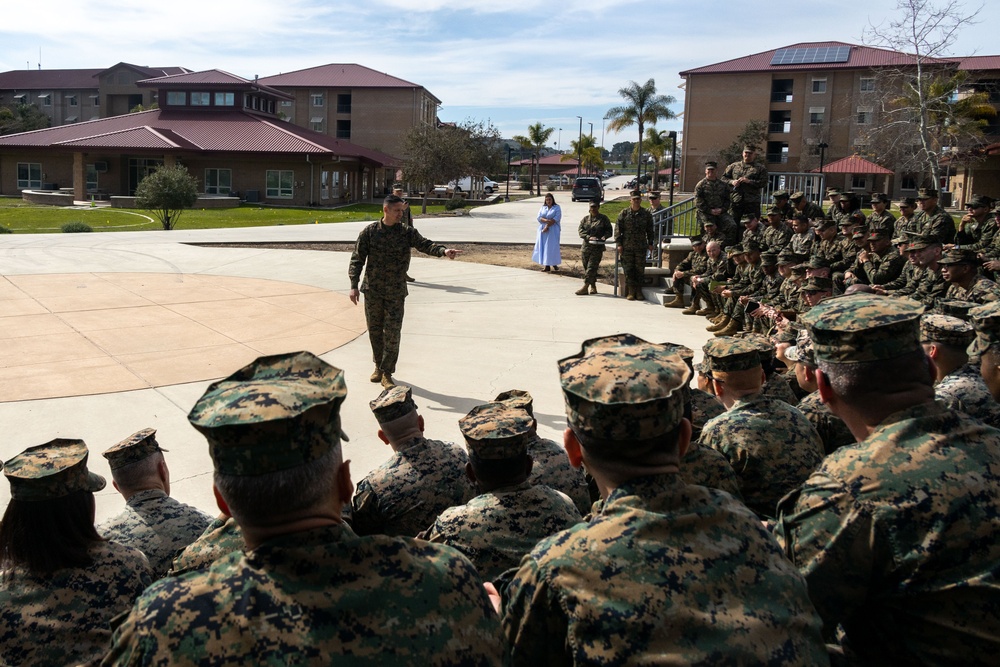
(571, 177, 604, 203)
(448, 176, 499, 194)
(547, 175, 570, 185)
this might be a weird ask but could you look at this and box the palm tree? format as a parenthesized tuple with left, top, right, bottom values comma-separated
(512, 122, 554, 195)
(560, 134, 596, 175)
(605, 79, 676, 181)
(643, 128, 670, 190)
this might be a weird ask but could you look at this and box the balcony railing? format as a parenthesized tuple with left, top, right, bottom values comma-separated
(768, 121, 791, 134)
(766, 153, 790, 164)
(770, 92, 793, 103)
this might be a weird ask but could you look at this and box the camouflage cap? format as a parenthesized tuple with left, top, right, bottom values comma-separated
(908, 236, 937, 252)
(916, 187, 939, 200)
(187, 351, 348, 477)
(920, 313, 974, 348)
(937, 248, 979, 266)
(969, 301, 1000, 356)
(660, 342, 695, 363)
(826, 187, 843, 197)
(816, 219, 835, 232)
(102, 428, 167, 471)
(777, 249, 798, 265)
(801, 276, 834, 293)
(744, 239, 761, 252)
(727, 245, 745, 257)
(966, 194, 992, 209)
(392, 182, 404, 191)
(736, 332, 775, 359)
(459, 402, 531, 460)
(705, 161, 718, 169)
(766, 206, 783, 216)
(630, 189, 642, 198)
(805, 255, 831, 269)
(690, 235, 706, 246)
(941, 300, 978, 321)
(703, 219, 718, 228)
(785, 328, 816, 367)
(898, 197, 917, 208)
(772, 189, 790, 199)
(867, 228, 891, 241)
(740, 213, 757, 223)
(557, 333, 690, 446)
(801, 293, 925, 364)
(369, 385, 416, 424)
(743, 144, 759, 153)
(4, 439, 106, 501)
(789, 191, 806, 202)
(852, 230, 867, 241)
(649, 191, 662, 199)
(891, 233, 911, 245)
(494, 389, 534, 415)
(761, 252, 778, 267)
(872, 192, 891, 204)
(772, 326, 800, 345)
(703, 336, 762, 373)
(839, 217, 857, 227)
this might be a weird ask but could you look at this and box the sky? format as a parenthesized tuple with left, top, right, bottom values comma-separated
(3, 0, 998, 151)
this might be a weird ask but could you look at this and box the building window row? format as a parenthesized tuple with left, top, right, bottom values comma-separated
(266, 169, 294, 198)
(17, 163, 42, 189)
(205, 168, 232, 195)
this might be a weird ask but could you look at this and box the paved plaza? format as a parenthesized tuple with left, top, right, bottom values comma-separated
(0, 190, 710, 520)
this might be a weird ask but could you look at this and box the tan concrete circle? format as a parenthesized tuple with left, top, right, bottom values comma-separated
(0, 273, 366, 402)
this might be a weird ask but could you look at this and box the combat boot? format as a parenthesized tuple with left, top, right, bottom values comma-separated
(706, 315, 731, 332)
(710, 312, 728, 324)
(575, 284, 589, 295)
(695, 307, 717, 317)
(589, 283, 597, 294)
(369, 367, 382, 383)
(625, 285, 637, 301)
(681, 301, 700, 315)
(663, 290, 685, 308)
(714, 319, 741, 336)
(380, 373, 396, 388)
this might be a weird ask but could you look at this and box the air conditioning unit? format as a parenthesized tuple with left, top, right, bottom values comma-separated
(93, 161, 108, 173)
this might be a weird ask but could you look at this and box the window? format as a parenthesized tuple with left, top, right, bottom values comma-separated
(17, 163, 42, 189)
(86, 164, 98, 192)
(857, 107, 873, 125)
(215, 92, 235, 106)
(39, 94, 51, 106)
(204, 168, 232, 195)
(809, 107, 825, 125)
(266, 170, 294, 198)
(166, 91, 186, 105)
(13, 93, 26, 104)
(852, 175, 868, 189)
(901, 173, 917, 190)
(190, 92, 210, 106)
(280, 100, 293, 107)
(811, 78, 827, 93)
(771, 79, 793, 103)
(65, 116, 77, 123)
(860, 77, 875, 93)
(311, 94, 324, 107)
(90, 94, 100, 107)
(310, 117, 324, 131)
(337, 94, 351, 114)
(336, 119, 351, 139)
(67, 95, 78, 107)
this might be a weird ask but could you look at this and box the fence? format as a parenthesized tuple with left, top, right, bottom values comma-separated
(763, 172, 826, 205)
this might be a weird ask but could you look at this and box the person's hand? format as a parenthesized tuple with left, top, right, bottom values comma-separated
(872, 286, 886, 295)
(673, 270, 684, 281)
(858, 250, 869, 263)
(986, 260, 1000, 271)
(738, 295, 748, 304)
(483, 582, 502, 614)
(845, 271, 855, 281)
(349, 288, 360, 305)
(444, 249, 462, 259)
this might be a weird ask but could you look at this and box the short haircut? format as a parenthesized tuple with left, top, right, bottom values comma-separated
(379, 410, 420, 442)
(214, 447, 341, 527)
(574, 423, 682, 467)
(110, 451, 162, 494)
(818, 349, 932, 410)
(468, 452, 529, 486)
(383, 194, 405, 206)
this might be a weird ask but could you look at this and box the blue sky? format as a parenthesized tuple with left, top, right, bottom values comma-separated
(3, 0, 997, 150)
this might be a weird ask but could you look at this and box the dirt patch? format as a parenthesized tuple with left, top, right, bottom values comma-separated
(193, 241, 619, 285)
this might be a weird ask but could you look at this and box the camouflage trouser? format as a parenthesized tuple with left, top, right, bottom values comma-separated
(730, 200, 761, 223)
(581, 246, 605, 285)
(620, 248, 646, 293)
(364, 292, 406, 374)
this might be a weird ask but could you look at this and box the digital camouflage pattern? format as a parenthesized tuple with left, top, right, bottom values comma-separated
(796, 391, 856, 455)
(721, 158, 768, 221)
(98, 489, 213, 577)
(3, 439, 105, 501)
(460, 402, 531, 460)
(558, 334, 690, 446)
(369, 384, 416, 424)
(865, 208, 896, 236)
(761, 371, 801, 405)
(614, 206, 655, 294)
(700, 394, 824, 518)
(943, 274, 1000, 305)
(502, 474, 828, 666)
(1, 541, 150, 667)
(187, 351, 348, 476)
(703, 336, 761, 373)
(801, 293, 925, 364)
(775, 402, 1000, 665)
(350, 436, 474, 538)
(920, 313, 974, 347)
(104, 524, 505, 666)
(935, 363, 1000, 428)
(913, 204, 956, 244)
(102, 428, 164, 470)
(578, 211, 613, 285)
(420, 481, 581, 582)
(348, 218, 447, 295)
(680, 440, 744, 499)
(525, 434, 592, 515)
(169, 514, 245, 575)
(689, 387, 725, 440)
(763, 220, 793, 255)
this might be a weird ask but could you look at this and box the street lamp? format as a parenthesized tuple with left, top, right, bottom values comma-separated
(587, 123, 594, 174)
(504, 144, 512, 202)
(558, 128, 562, 152)
(668, 130, 678, 207)
(576, 116, 583, 178)
(818, 142, 829, 196)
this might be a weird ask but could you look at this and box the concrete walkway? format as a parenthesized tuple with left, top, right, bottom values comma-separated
(0, 190, 709, 521)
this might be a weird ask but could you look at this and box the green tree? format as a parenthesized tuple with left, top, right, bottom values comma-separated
(134, 165, 199, 230)
(130, 102, 159, 113)
(512, 122, 554, 195)
(605, 79, 676, 180)
(862, 0, 986, 185)
(716, 119, 767, 168)
(642, 128, 676, 190)
(561, 134, 599, 174)
(0, 104, 51, 135)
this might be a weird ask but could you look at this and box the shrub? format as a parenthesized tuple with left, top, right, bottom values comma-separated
(61, 222, 93, 233)
(444, 196, 466, 211)
(0, 225, 12, 234)
(518, 175, 531, 189)
(546, 183, 556, 192)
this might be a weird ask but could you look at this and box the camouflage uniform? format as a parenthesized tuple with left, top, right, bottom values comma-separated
(670, 244, 709, 300)
(170, 514, 244, 575)
(955, 208, 997, 254)
(694, 175, 735, 229)
(854, 245, 907, 286)
(913, 203, 956, 244)
(99, 488, 212, 576)
(944, 274, 1000, 305)
(763, 219, 793, 255)
(796, 391, 855, 455)
(794, 201, 826, 222)
(865, 209, 896, 236)
(107, 351, 504, 666)
(577, 211, 613, 287)
(0, 439, 152, 667)
(502, 333, 828, 666)
(349, 219, 448, 375)
(776, 294, 1000, 664)
(614, 204, 655, 298)
(689, 386, 725, 439)
(525, 434, 591, 515)
(680, 440, 744, 499)
(351, 436, 475, 537)
(1, 542, 151, 667)
(721, 158, 768, 221)
(936, 363, 1000, 428)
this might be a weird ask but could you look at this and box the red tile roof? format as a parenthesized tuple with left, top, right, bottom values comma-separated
(260, 63, 419, 88)
(513, 154, 579, 166)
(811, 155, 893, 174)
(0, 109, 398, 165)
(137, 69, 292, 99)
(0, 69, 104, 90)
(953, 55, 1000, 71)
(680, 41, 952, 76)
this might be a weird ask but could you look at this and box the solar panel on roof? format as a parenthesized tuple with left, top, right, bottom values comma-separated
(770, 46, 851, 66)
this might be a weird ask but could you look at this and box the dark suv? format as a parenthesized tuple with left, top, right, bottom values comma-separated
(571, 177, 603, 203)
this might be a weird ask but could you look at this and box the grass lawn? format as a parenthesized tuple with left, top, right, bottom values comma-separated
(0, 198, 459, 234)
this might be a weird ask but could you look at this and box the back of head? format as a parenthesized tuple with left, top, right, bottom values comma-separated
(103, 428, 166, 495)
(703, 337, 764, 395)
(370, 385, 420, 445)
(188, 351, 348, 528)
(460, 402, 533, 488)
(1, 439, 106, 575)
